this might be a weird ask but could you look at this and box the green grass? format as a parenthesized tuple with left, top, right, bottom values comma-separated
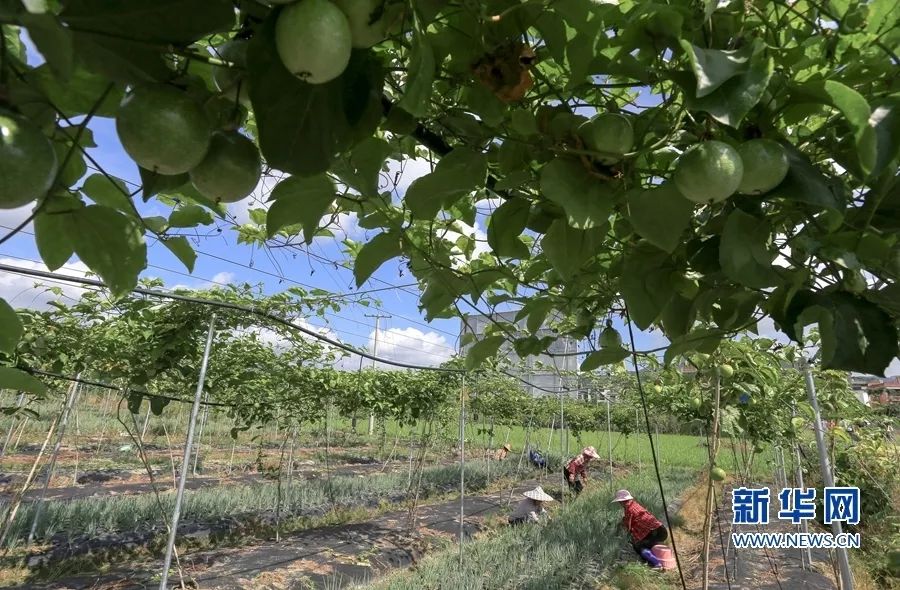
(364, 468, 696, 590)
(0, 459, 537, 551)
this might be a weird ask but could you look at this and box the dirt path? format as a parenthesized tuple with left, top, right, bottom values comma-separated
(19, 481, 538, 590)
(706, 483, 837, 590)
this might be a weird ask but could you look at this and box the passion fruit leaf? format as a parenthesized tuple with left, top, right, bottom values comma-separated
(767, 144, 845, 211)
(720, 209, 781, 289)
(794, 292, 899, 376)
(677, 40, 773, 128)
(160, 236, 196, 273)
(265, 175, 337, 241)
(60, 0, 234, 46)
(247, 15, 384, 177)
(33, 193, 81, 270)
(465, 335, 505, 370)
(333, 136, 393, 197)
(541, 219, 606, 280)
(168, 205, 213, 229)
(19, 11, 73, 80)
(398, 31, 435, 118)
(620, 243, 676, 330)
(626, 183, 694, 253)
(540, 158, 613, 229)
(405, 149, 487, 219)
(581, 347, 630, 371)
(869, 99, 900, 177)
(0, 298, 23, 355)
(81, 173, 132, 212)
(353, 231, 402, 287)
(663, 328, 723, 366)
(138, 168, 188, 200)
(0, 367, 47, 396)
(790, 80, 877, 177)
(680, 40, 752, 98)
(64, 205, 147, 298)
(487, 198, 531, 259)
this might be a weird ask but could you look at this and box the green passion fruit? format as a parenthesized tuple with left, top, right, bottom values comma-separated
(598, 322, 623, 349)
(577, 113, 634, 164)
(116, 85, 211, 175)
(212, 40, 251, 107)
(711, 466, 727, 481)
(189, 131, 261, 203)
(333, 0, 404, 48)
(718, 364, 735, 379)
(0, 110, 58, 209)
(276, 0, 353, 84)
(673, 141, 744, 204)
(691, 397, 702, 410)
(737, 139, 789, 195)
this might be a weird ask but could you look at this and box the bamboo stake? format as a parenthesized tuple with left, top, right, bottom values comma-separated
(0, 392, 25, 460)
(702, 374, 722, 590)
(0, 398, 60, 551)
(27, 378, 81, 545)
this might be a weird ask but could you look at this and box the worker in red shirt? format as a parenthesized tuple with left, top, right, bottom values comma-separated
(612, 489, 668, 567)
(563, 446, 600, 495)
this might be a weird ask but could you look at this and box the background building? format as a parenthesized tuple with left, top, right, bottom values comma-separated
(459, 311, 581, 397)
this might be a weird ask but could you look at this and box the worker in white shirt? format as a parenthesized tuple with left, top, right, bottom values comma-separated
(508, 486, 554, 525)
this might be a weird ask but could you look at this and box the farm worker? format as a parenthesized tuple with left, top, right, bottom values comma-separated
(495, 443, 512, 460)
(528, 448, 547, 469)
(612, 489, 668, 567)
(564, 446, 600, 495)
(508, 486, 554, 525)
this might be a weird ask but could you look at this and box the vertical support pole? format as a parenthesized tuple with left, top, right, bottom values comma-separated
(559, 385, 566, 507)
(159, 313, 216, 590)
(458, 374, 466, 582)
(636, 408, 642, 474)
(366, 314, 389, 435)
(192, 390, 210, 475)
(28, 377, 80, 544)
(606, 394, 613, 489)
(790, 419, 813, 570)
(801, 357, 853, 590)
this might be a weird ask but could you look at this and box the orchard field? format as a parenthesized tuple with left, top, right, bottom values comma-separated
(0, 0, 898, 588)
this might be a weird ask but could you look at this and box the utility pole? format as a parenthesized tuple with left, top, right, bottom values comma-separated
(365, 313, 390, 436)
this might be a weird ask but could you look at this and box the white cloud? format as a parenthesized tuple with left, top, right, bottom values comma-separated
(0, 258, 93, 309)
(367, 326, 454, 368)
(0, 204, 36, 235)
(886, 358, 899, 377)
(211, 271, 235, 285)
(387, 157, 433, 195)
